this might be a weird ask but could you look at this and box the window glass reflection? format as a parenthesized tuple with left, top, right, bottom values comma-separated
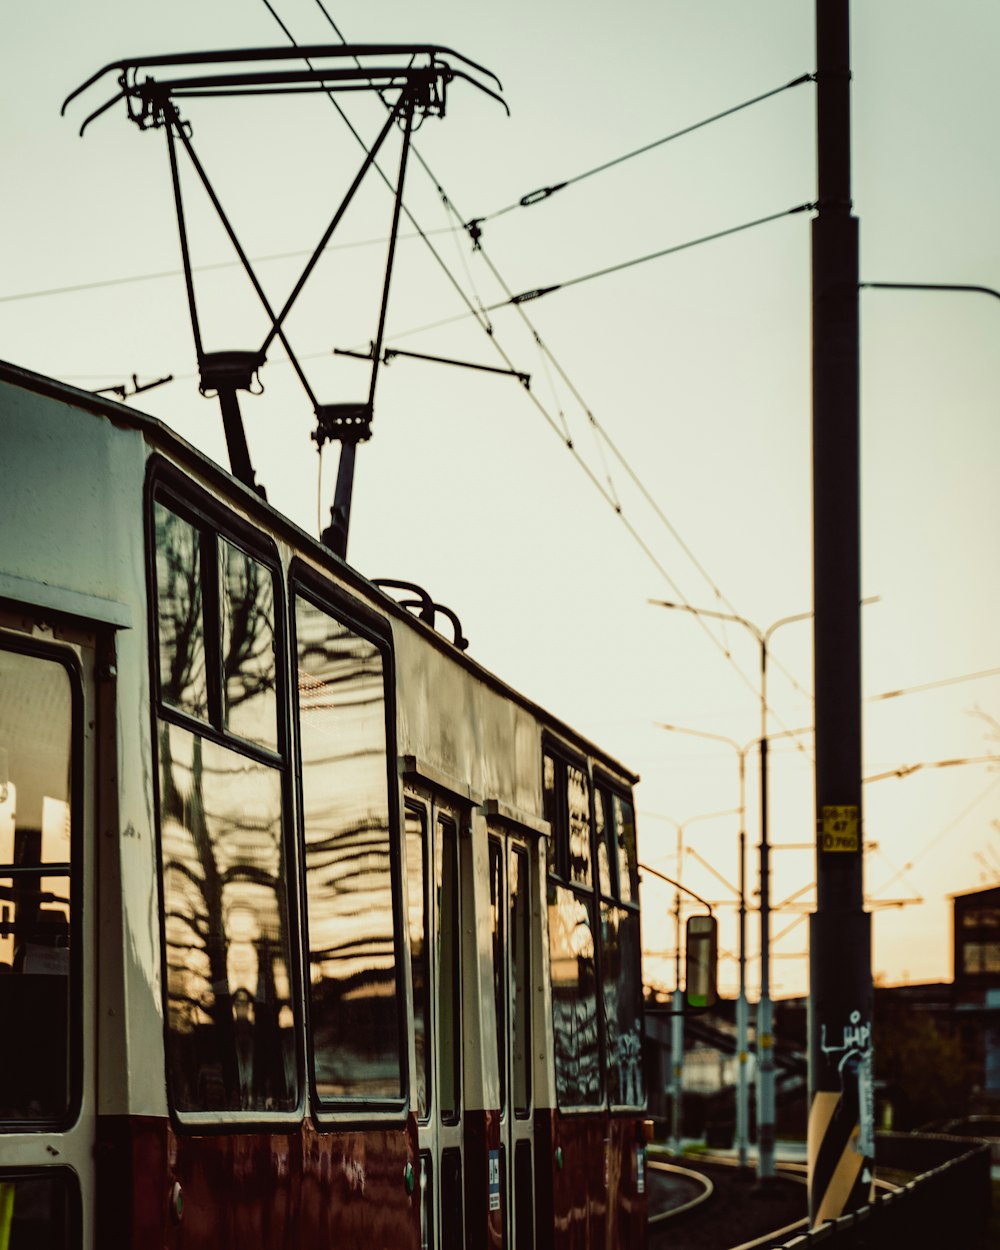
(406, 807, 430, 1120)
(221, 539, 278, 751)
(159, 721, 296, 1113)
(613, 795, 638, 904)
(0, 646, 74, 1123)
(600, 903, 645, 1107)
(546, 880, 600, 1106)
(296, 596, 402, 1100)
(595, 789, 614, 897)
(567, 765, 592, 888)
(154, 502, 208, 719)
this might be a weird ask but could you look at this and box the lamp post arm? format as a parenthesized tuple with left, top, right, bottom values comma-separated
(638, 862, 714, 914)
(649, 598, 762, 644)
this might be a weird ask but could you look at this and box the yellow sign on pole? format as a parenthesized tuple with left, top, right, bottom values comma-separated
(820, 805, 859, 852)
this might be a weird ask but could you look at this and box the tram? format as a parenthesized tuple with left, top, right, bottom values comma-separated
(0, 359, 649, 1249)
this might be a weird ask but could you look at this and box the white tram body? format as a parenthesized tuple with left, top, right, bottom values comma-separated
(0, 362, 647, 1250)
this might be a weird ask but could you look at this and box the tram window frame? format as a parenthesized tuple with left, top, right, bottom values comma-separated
(542, 741, 604, 1110)
(594, 773, 646, 1112)
(145, 467, 304, 1128)
(289, 562, 409, 1121)
(0, 632, 84, 1133)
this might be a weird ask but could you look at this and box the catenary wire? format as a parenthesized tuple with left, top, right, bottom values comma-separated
(415, 204, 816, 314)
(303, 0, 811, 717)
(263, 0, 812, 720)
(294, 0, 817, 722)
(466, 73, 815, 232)
(868, 665, 1000, 702)
(0, 228, 460, 305)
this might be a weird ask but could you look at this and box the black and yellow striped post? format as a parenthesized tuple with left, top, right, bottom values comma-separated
(809, 0, 874, 1225)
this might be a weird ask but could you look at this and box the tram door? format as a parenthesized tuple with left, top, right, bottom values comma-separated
(488, 832, 535, 1250)
(0, 620, 99, 1250)
(405, 796, 465, 1250)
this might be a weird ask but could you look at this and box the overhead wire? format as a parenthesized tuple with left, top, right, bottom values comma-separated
(262, 0, 814, 719)
(0, 227, 461, 305)
(487, 204, 815, 309)
(465, 72, 815, 237)
(868, 665, 1000, 702)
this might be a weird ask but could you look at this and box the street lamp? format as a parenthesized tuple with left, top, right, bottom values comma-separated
(651, 599, 812, 1181)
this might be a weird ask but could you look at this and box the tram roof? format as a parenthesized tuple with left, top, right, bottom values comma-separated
(0, 356, 639, 786)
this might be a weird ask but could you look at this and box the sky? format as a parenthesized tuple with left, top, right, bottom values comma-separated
(4, 1, 1000, 998)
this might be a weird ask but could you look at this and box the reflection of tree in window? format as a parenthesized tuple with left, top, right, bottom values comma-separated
(153, 503, 293, 1114)
(221, 539, 277, 750)
(296, 597, 402, 1100)
(155, 504, 208, 718)
(159, 725, 295, 1112)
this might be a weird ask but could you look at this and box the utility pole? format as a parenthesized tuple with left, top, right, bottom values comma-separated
(809, 0, 874, 1225)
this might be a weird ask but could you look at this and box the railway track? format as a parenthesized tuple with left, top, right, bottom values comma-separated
(647, 1160, 715, 1226)
(648, 1150, 901, 1248)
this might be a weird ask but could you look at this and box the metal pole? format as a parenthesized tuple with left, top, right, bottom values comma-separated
(735, 749, 750, 1175)
(809, 0, 873, 1224)
(672, 824, 684, 1155)
(756, 641, 775, 1182)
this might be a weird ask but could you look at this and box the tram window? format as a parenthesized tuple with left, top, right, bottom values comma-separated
(437, 815, 461, 1121)
(0, 1170, 76, 1249)
(489, 839, 506, 1112)
(296, 596, 403, 1102)
(543, 749, 592, 890)
(220, 538, 278, 751)
(598, 782, 645, 1108)
(154, 502, 209, 720)
(159, 723, 297, 1113)
(544, 747, 601, 1107)
(612, 795, 639, 904)
(0, 646, 76, 1125)
(594, 789, 614, 897)
(406, 806, 431, 1121)
(546, 880, 601, 1106)
(600, 903, 644, 1106)
(542, 752, 565, 879)
(510, 846, 531, 1117)
(567, 765, 593, 889)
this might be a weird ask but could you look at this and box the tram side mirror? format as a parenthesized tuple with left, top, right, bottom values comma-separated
(684, 914, 718, 1010)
